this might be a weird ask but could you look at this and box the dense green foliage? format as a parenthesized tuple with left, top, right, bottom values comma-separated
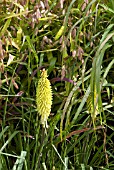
(0, 0, 114, 169)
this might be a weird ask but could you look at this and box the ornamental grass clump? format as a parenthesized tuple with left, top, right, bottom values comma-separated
(36, 69, 52, 128)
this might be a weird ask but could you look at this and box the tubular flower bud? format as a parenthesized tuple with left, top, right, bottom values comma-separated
(36, 69, 52, 128)
(87, 85, 99, 122)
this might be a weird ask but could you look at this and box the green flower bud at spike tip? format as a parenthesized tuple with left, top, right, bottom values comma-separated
(36, 69, 52, 128)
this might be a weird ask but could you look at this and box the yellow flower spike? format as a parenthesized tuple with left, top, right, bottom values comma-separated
(36, 69, 52, 128)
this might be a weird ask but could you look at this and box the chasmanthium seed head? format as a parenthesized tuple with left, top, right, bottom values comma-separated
(36, 69, 52, 128)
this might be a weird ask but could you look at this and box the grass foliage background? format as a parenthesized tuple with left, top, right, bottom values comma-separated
(0, 0, 114, 169)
